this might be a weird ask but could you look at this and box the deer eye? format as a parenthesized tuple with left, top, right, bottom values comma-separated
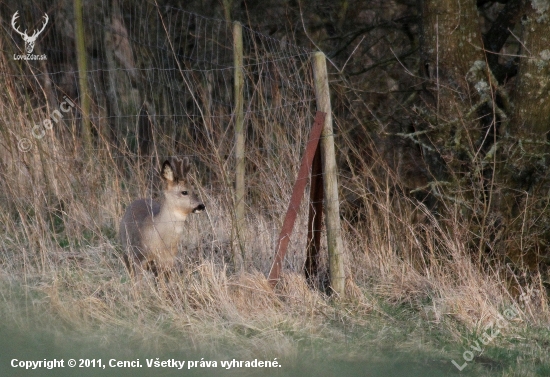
(181, 191, 188, 196)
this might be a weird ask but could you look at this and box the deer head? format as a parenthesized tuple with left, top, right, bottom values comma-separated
(11, 11, 49, 54)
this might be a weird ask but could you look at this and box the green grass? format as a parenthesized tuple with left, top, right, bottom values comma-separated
(1, 269, 549, 377)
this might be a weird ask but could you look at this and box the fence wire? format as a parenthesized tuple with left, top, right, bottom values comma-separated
(0, 2, 332, 275)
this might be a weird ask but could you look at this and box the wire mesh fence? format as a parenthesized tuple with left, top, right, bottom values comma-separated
(0, 1, 331, 279)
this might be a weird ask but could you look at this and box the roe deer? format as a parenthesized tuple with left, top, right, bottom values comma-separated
(120, 157, 205, 280)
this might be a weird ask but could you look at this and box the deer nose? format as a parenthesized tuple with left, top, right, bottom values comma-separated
(193, 204, 205, 213)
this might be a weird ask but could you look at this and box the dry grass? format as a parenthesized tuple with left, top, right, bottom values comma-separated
(1, 52, 550, 375)
(2, 122, 548, 360)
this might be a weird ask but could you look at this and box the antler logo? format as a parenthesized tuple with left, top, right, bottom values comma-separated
(11, 11, 49, 54)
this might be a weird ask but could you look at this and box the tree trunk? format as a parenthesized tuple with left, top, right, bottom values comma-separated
(500, 1, 550, 270)
(419, 0, 497, 181)
(420, 0, 501, 263)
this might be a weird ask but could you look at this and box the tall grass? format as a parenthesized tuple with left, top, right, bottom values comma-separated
(0, 46, 549, 370)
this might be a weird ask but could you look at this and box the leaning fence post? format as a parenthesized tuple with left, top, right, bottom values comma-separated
(312, 51, 346, 297)
(268, 112, 326, 287)
(233, 21, 245, 271)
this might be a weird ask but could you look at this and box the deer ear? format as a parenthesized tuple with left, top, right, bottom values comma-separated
(181, 157, 190, 176)
(161, 160, 175, 182)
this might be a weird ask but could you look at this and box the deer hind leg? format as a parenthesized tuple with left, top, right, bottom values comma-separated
(122, 254, 152, 300)
(123, 252, 146, 278)
(152, 257, 177, 300)
(123, 254, 136, 277)
(124, 251, 161, 297)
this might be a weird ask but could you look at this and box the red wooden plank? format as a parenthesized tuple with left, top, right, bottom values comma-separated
(267, 111, 326, 287)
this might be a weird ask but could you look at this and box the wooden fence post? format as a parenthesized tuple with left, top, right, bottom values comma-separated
(312, 51, 346, 297)
(233, 21, 245, 271)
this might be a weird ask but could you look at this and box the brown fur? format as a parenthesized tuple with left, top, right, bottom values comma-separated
(119, 157, 205, 279)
